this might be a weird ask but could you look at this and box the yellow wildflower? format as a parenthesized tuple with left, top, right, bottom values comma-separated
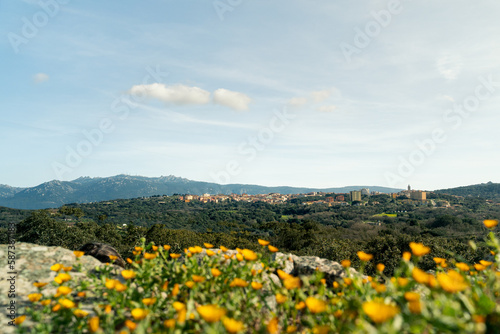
(52, 304, 61, 312)
(376, 263, 385, 272)
(59, 298, 75, 308)
(437, 270, 468, 293)
(286, 325, 297, 333)
(362, 300, 399, 323)
(412, 268, 430, 284)
(402, 252, 411, 261)
(220, 245, 229, 252)
(170, 253, 181, 259)
(50, 263, 63, 272)
(204, 243, 214, 248)
(54, 273, 71, 284)
(341, 259, 351, 268)
(74, 309, 89, 318)
(115, 282, 127, 292)
(28, 293, 43, 302)
(305, 297, 327, 314)
(211, 268, 222, 277)
(277, 269, 292, 280)
(357, 251, 373, 261)
(105, 279, 117, 289)
(267, 317, 279, 334)
(397, 277, 409, 287)
(171, 283, 180, 296)
(33, 282, 49, 288)
(125, 320, 136, 331)
(312, 326, 331, 334)
(14, 315, 26, 325)
(268, 245, 279, 253)
(404, 292, 420, 302)
(142, 298, 156, 306)
(77, 291, 86, 298)
(197, 305, 226, 323)
(164, 319, 176, 328)
(189, 246, 203, 254)
(242, 249, 258, 261)
(223, 317, 245, 333)
(173, 302, 185, 312)
(192, 275, 206, 283)
(185, 281, 195, 288)
(163, 245, 171, 251)
(41, 299, 51, 306)
(408, 300, 421, 314)
(276, 293, 287, 304)
(479, 260, 493, 267)
(252, 281, 263, 290)
(88, 316, 99, 333)
(121, 270, 136, 279)
(131, 308, 149, 321)
(229, 278, 249, 288)
(236, 253, 244, 262)
(206, 250, 216, 256)
(57, 286, 72, 295)
(283, 276, 301, 290)
(152, 245, 158, 251)
(409, 242, 430, 256)
(134, 247, 143, 252)
(258, 239, 270, 246)
(474, 263, 487, 271)
(295, 301, 306, 310)
(144, 252, 157, 260)
(483, 219, 498, 228)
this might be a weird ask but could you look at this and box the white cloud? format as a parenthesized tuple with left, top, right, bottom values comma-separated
(317, 105, 336, 113)
(436, 53, 463, 80)
(129, 83, 210, 105)
(33, 73, 49, 83)
(288, 97, 307, 107)
(213, 88, 252, 111)
(311, 89, 331, 103)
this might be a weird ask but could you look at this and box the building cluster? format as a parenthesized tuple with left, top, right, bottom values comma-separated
(174, 185, 427, 206)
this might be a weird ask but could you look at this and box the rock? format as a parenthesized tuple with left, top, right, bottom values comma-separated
(0, 243, 121, 333)
(79, 242, 126, 268)
(273, 252, 353, 286)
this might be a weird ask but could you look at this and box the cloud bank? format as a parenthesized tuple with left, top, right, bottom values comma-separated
(213, 88, 252, 111)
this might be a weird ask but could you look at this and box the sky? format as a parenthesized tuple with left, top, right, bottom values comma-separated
(1, 0, 499, 191)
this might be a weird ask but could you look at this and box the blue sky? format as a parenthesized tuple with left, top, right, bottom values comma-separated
(1, 0, 499, 190)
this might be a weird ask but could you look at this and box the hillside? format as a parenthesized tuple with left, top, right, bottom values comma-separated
(0, 174, 402, 210)
(434, 182, 500, 199)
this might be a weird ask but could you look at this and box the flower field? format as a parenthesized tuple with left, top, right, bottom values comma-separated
(15, 220, 500, 333)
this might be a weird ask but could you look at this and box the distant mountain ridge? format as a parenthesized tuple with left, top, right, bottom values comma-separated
(0, 174, 402, 210)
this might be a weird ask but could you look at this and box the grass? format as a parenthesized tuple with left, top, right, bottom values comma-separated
(373, 213, 397, 218)
(14, 220, 500, 333)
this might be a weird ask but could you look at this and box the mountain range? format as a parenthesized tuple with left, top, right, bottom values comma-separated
(0, 175, 403, 210)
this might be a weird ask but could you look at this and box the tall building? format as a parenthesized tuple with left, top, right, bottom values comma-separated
(361, 188, 370, 196)
(410, 191, 426, 201)
(350, 190, 362, 202)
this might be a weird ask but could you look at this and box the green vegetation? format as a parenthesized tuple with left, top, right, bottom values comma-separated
(3, 191, 499, 277)
(16, 223, 500, 333)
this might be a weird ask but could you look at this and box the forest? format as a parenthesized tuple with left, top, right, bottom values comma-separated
(1, 191, 499, 276)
